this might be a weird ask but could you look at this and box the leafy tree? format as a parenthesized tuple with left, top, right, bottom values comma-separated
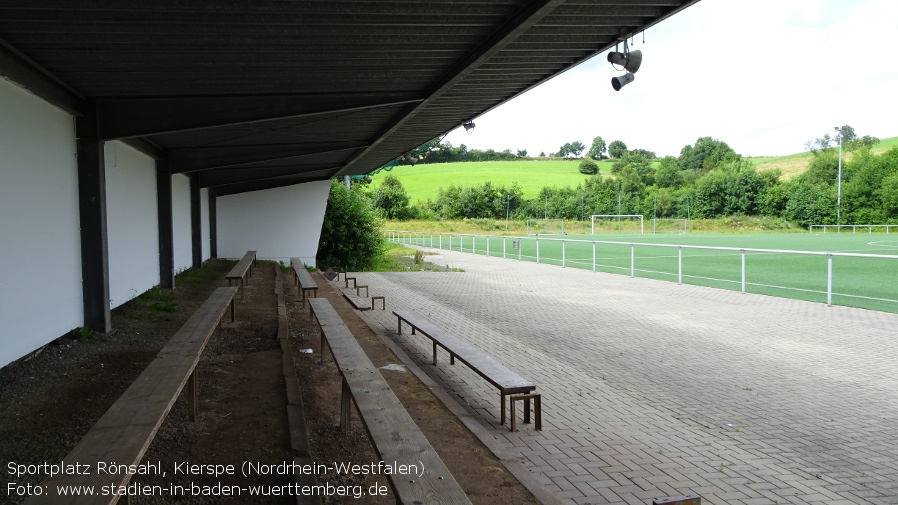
(516, 149, 528, 158)
(608, 140, 627, 159)
(654, 156, 682, 188)
(784, 183, 835, 227)
(317, 179, 383, 270)
(569, 141, 585, 157)
(628, 148, 657, 159)
(805, 125, 879, 156)
(879, 171, 898, 219)
(557, 143, 570, 158)
(691, 160, 764, 217)
(587, 136, 607, 160)
(538, 151, 546, 157)
(578, 159, 599, 175)
(678, 136, 737, 172)
(370, 174, 411, 219)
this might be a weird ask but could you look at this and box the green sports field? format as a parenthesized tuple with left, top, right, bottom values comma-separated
(389, 230, 898, 313)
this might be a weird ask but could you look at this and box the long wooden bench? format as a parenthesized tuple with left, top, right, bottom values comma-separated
(225, 250, 257, 291)
(393, 310, 541, 430)
(26, 286, 238, 505)
(290, 257, 318, 305)
(308, 298, 471, 505)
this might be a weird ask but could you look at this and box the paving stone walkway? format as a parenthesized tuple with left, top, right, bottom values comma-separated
(352, 247, 898, 505)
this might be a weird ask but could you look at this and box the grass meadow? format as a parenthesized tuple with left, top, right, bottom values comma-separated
(388, 229, 898, 313)
(368, 160, 616, 202)
(369, 136, 898, 202)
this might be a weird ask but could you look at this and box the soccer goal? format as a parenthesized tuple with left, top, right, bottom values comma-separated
(652, 218, 689, 233)
(590, 214, 644, 234)
(526, 219, 566, 235)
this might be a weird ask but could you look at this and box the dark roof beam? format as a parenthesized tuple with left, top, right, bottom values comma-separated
(0, 36, 86, 115)
(170, 142, 368, 174)
(199, 165, 338, 188)
(97, 93, 424, 140)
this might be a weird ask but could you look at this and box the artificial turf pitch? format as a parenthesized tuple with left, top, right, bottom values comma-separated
(395, 231, 898, 313)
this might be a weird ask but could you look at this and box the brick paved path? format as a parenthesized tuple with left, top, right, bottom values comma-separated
(352, 247, 898, 505)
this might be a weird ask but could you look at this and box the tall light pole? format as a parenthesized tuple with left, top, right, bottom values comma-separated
(835, 126, 843, 232)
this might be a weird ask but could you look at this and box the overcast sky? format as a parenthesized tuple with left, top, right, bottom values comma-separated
(443, 0, 898, 159)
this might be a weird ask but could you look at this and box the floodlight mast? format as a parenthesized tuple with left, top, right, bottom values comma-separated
(835, 126, 843, 233)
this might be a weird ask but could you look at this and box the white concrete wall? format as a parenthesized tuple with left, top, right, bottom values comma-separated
(172, 174, 192, 273)
(105, 141, 159, 309)
(217, 180, 330, 265)
(201, 188, 211, 261)
(0, 78, 83, 368)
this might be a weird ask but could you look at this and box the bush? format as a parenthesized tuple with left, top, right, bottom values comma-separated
(578, 159, 599, 175)
(316, 179, 384, 270)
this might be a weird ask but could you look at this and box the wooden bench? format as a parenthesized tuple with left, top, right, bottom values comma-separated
(225, 250, 257, 291)
(393, 310, 541, 431)
(290, 258, 318, 305)
(308, 298, 471, 505)
(26, 286, 238, 505)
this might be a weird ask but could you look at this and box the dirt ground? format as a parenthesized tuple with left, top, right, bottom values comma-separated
(0, 260, 540, 505)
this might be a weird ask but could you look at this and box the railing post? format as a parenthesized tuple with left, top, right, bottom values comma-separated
(503, 237, 506, 258)
(827, 253, 833, 306)
(678, 246, 682, 284)
(592, 241, 596, 272)
(562, 240, 566, 268)
(487, 235, 490, 257)
(741, 249, 746, 294)
(536, 239, 540, 264)
(630, 243, 635, 277)
(519, 238, 522, 261)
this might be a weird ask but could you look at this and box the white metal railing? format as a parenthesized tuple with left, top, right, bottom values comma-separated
(384, 230, 898, 310)
(809, 224, 896, 233)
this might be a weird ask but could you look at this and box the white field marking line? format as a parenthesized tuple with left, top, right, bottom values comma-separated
(868, 241, 898, 249)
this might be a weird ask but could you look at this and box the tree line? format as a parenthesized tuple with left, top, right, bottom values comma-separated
(371, 126, 896, 228)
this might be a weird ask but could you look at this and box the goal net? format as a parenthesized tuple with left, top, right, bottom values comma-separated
(590, 214, 644, 234)
(652, 218, 689, 233)
(526, 219, 566, 236)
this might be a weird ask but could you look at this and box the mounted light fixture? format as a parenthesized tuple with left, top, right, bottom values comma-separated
(404, 152, 419, 166)
(608, 39, 642, 91)
(462, 121, 476, 134)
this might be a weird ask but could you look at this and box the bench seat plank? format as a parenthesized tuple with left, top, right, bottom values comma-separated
(393, 310, 535, 394)
(308, 299, 471, 505)
(291, 258, 318, 304)
(26, 286, 238, 505)
(225, 250, 257, 288)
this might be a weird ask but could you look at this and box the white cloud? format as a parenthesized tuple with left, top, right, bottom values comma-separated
(444, 0, 898, 158)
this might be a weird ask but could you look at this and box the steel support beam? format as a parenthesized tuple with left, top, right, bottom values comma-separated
(156, 157, 175, 289)
(0, 37, 87, 117)
(76, 108, 111, 332)
(209, 191, 218, 259)
(190, 175, 202, 269)
(97, 94, 423, 139)
(169, 142, 367, 174)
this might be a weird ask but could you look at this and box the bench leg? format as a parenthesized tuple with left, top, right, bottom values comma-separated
(450, 353, 455, 365)
(230, 298, 236, 322)
(432, 341, 438, 365)
(509, 394, 542, 432)
(340, 378, 352, 433)
(501, 393, 506, 426)
(188, 367, 198, 422)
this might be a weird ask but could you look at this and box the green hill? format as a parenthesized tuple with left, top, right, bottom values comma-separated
(749, 135, 898, 179)
(370, 137, 898, 202)
(368, 160, 614, 203)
